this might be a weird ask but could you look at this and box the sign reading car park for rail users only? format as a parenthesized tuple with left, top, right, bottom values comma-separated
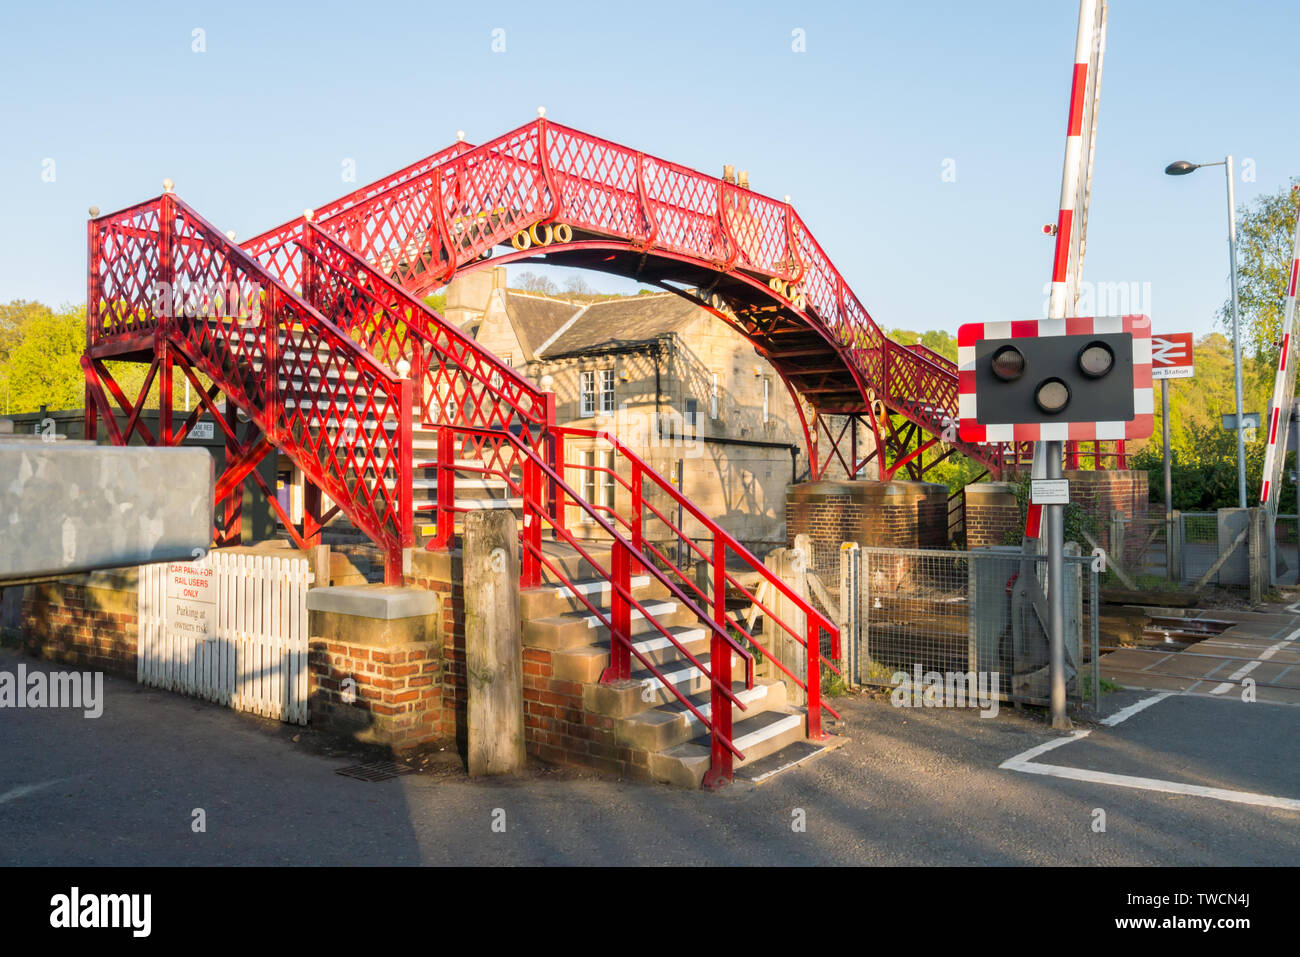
(1151, 332, 1195, 380)
(1030, 479, 1071, 506)
(164, 558, 216, 642)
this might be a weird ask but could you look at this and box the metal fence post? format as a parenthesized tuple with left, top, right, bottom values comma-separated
(1068, 546, 1083, 706)
(838, 542, 860, 687)
(1170, 508, 1182, 584)
(861, 550, 871, 683)
(1267, 509, 1278, 589)
(1090, 561, 1101, 717)
(967, 549, 978, 676)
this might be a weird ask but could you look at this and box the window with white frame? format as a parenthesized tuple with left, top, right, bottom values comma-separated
(599, 369, 616, 415)
(580, 449, 597, 518)
(579, 370, 596, 418)
(578, 449, 616, 523)
(600, 450, 615, 515)
(711, 372, 720, 419)
(762, 377, 770, 424)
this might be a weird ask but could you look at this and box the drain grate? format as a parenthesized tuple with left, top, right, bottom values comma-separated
(335, 760, 416, 782)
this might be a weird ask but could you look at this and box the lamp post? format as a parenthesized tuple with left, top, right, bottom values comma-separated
(1165, 157, 1246, 508)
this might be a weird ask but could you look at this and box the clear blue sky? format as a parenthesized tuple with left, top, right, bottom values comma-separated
(1, 0, 1296, 340)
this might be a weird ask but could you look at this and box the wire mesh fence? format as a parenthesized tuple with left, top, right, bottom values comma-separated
(825, 544, 1098, 709)
(1179, 511, 1220, 585)
(1107, 514, 1170, 582)
(1271, 514, 1300, 587)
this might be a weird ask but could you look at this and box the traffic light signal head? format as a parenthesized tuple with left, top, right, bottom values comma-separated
(957, 315, 1154, 443)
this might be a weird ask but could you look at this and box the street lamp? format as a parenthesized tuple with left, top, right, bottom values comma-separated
(1165, 156, 1246, 508)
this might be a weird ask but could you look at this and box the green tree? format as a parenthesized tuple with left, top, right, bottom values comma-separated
(0, 300, 197, 419)
(1220, 179, 1300, 367)
(886, 327, 957, 362)
(0, 300, 52, 367)
(3, 304, 85, 413)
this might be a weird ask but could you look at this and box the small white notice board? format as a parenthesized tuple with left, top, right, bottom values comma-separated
(1030, 479, 1071, 506)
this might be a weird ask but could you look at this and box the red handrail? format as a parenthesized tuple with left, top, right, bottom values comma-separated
(242, 138, 477, 289)
(553, 424, 842, 737)
(448, 425, 755, 768)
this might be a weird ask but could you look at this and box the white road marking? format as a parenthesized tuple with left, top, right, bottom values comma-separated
(1101, 692, 1173, 726)
(1210, 627, 1300, 695)
(1003, 757, 1300, 812)
(1001, 705, 1300, 811)
(0, 779, 65, 805)
(1000, 731, 1091, 766)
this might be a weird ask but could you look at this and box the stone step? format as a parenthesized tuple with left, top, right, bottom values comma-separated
(732, 737, 838, 786)
(520, 574, 666, 619)
(535, 541, 615, 585)
(648, 707, 808, 789)
(548, 624, 711, 683)
(522, 600, 698, 652)
(616, 678, 787, 753)
(413, 495, 521, 512)
(580, 649, 747, 717)
(411, 474, 509, 492)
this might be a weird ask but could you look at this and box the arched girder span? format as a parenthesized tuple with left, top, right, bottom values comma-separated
(356, 230, 978, 482)
(270, 118, 1011, 481)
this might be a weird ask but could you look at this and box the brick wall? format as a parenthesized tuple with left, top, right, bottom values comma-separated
(963, 482, 1021, 549)
(1063, 470, 1150, 554)
(403, 551, 463, 750)
(520, 646, 655, 781)
(786, 480, 948, 564)
(19, 572, 138, 678)
(307, 640, 442, 749)
(999, 469, 1151, 554)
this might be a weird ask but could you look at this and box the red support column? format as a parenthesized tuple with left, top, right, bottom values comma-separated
(850, 415, 859, 478)
(220, 401, 243, 545)
(630, 459, 643, 576)
(521, 454, 542, 588)
(703, 537, 733, 788)
(806, 618, 824, 741)
(303, 481, 322, 548)
(160, 343, 174, 446)
(397, 377, 414, 550)
(607, 544, 631, 681)
(435, 425, 454, 550)
(541, 392, 560, 533)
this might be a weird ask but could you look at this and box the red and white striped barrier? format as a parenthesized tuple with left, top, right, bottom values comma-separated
(1027, 0, 1107, 539)
(1259, 188, 1300, 511)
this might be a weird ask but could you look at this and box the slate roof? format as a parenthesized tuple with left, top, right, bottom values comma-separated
(533, 293, 700, 358)
(500, 292, 580, 358)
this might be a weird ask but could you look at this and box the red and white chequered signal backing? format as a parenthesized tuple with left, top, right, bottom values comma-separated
(956, 314, 1154, 444)
(1259, 189, 1300, 510)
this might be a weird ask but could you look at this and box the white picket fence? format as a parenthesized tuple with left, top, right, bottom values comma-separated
(137, 552, 312, 724)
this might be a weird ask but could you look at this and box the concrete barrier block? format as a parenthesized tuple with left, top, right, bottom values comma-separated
(0, 442, 213, 583)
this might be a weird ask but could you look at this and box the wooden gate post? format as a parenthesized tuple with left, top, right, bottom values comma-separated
(1249, 507, 1268, 605)
(464, 510, 526, 776)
